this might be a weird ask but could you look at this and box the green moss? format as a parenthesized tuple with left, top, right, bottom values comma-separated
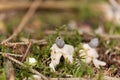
(15, 66, 33, 80)
(96, 69, 103, 80)
(64, 30, 82, 47)
(0, 68, 5, 80)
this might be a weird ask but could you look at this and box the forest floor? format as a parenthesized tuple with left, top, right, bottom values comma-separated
(0, 0, 120, 80)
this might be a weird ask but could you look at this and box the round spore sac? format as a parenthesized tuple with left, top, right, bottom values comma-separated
(89, 38, 99, 48)
(55, 36, 65, 48)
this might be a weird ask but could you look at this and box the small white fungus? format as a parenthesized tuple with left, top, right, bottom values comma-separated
(28, 57, 37, 66)
(49, 43, 74, 72)
(79, 43, 106, 68)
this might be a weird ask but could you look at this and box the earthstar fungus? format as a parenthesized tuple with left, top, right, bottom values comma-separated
(49, 36, 74, 72)
(79, 38, 106, 68)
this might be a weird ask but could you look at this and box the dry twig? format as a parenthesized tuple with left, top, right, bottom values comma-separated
(1, 39, 47, 47)
(21, 41, 32, 62)
(1, 0, 40, 44)
(0, 52, 23, 57)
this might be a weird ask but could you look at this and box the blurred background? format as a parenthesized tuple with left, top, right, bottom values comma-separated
(0, 0, 120, 40)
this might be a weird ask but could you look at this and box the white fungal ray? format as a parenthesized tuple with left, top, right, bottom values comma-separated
(49, 44, 74, 72)
(93, 58, 106, 69)
(81, 43, 99, 58)
(79, 43, 106, 68)
(49, 50, 62, 72)
(61, 44, 74, 63)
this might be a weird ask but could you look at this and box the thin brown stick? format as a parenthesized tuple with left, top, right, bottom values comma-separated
(21, 41, 32, 62)
(2, 53, 25, 66)
(1, 0, 40, 44)
(0, 52, 23, 57)
(2, 39, 47, 47)
(1, 52, 48, 80)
